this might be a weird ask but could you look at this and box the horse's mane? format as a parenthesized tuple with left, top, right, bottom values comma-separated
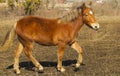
(58, 8, 79, 23)
(58, 3, 91, 23)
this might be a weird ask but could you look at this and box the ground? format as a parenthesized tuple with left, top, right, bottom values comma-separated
(0, 16, 120, 76)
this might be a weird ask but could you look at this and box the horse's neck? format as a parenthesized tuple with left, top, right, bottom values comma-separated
(71, 14, 83, 35)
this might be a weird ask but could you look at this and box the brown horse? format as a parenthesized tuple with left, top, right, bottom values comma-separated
(0, 2, 99, 74)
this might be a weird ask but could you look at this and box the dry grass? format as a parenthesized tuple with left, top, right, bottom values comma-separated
(97, 16, 120, 23)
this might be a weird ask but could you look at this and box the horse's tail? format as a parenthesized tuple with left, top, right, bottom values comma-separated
(0, 23, 17, 52)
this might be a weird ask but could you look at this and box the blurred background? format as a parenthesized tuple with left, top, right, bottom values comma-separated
(0, 0, 120, 17)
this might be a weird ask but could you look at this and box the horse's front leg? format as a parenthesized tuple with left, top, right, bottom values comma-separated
(71, 41, 83, 68)
(57, 42, 66, 72)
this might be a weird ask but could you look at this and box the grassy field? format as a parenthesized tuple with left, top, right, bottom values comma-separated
(0, 2, 120, 76)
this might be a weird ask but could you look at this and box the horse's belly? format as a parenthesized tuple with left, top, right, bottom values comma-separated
(36, 40, 56, 46)
(35, 37, 57, 46)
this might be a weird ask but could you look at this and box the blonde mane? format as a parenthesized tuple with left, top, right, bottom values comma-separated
(58, 9, 79, 23)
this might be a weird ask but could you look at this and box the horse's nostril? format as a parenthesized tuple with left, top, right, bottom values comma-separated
(91, 23, 100, 30)
(95, 26, 98, 29)
(93, 25, 99, 30)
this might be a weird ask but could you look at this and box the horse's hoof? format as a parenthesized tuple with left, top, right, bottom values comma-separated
(14, 69, 20, 74)
(33, 67, 44, 73)
(75, 63, 80, 68)
(38, 67, 44, 73)
(57, 67, 66, 72)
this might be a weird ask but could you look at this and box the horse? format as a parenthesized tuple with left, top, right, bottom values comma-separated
(0, 2, 99, 74)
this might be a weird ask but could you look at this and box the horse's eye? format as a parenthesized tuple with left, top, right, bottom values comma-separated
(85, 14, 88, 16)
(83, 13, 88, 16)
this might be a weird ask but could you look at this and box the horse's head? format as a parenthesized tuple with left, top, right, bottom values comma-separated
(79, 2, 100, 30)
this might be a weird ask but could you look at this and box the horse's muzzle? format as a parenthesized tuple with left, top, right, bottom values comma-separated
(91, 23, 100, 30)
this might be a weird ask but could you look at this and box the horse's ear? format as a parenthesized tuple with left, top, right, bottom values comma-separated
(82, 3, 87, 9)
(89, 1, 92, 6)
(82, 3, 86, 8)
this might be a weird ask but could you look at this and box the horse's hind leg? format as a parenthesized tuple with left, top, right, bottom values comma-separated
(71, 42, 83, 68)
(24, 42, 43, 73)
(14, 42, 23, 74)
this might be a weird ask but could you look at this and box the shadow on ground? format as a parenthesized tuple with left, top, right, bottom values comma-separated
(6, 60, 77, 70)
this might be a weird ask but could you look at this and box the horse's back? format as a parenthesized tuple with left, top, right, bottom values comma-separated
(15, 16, 59, 45)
